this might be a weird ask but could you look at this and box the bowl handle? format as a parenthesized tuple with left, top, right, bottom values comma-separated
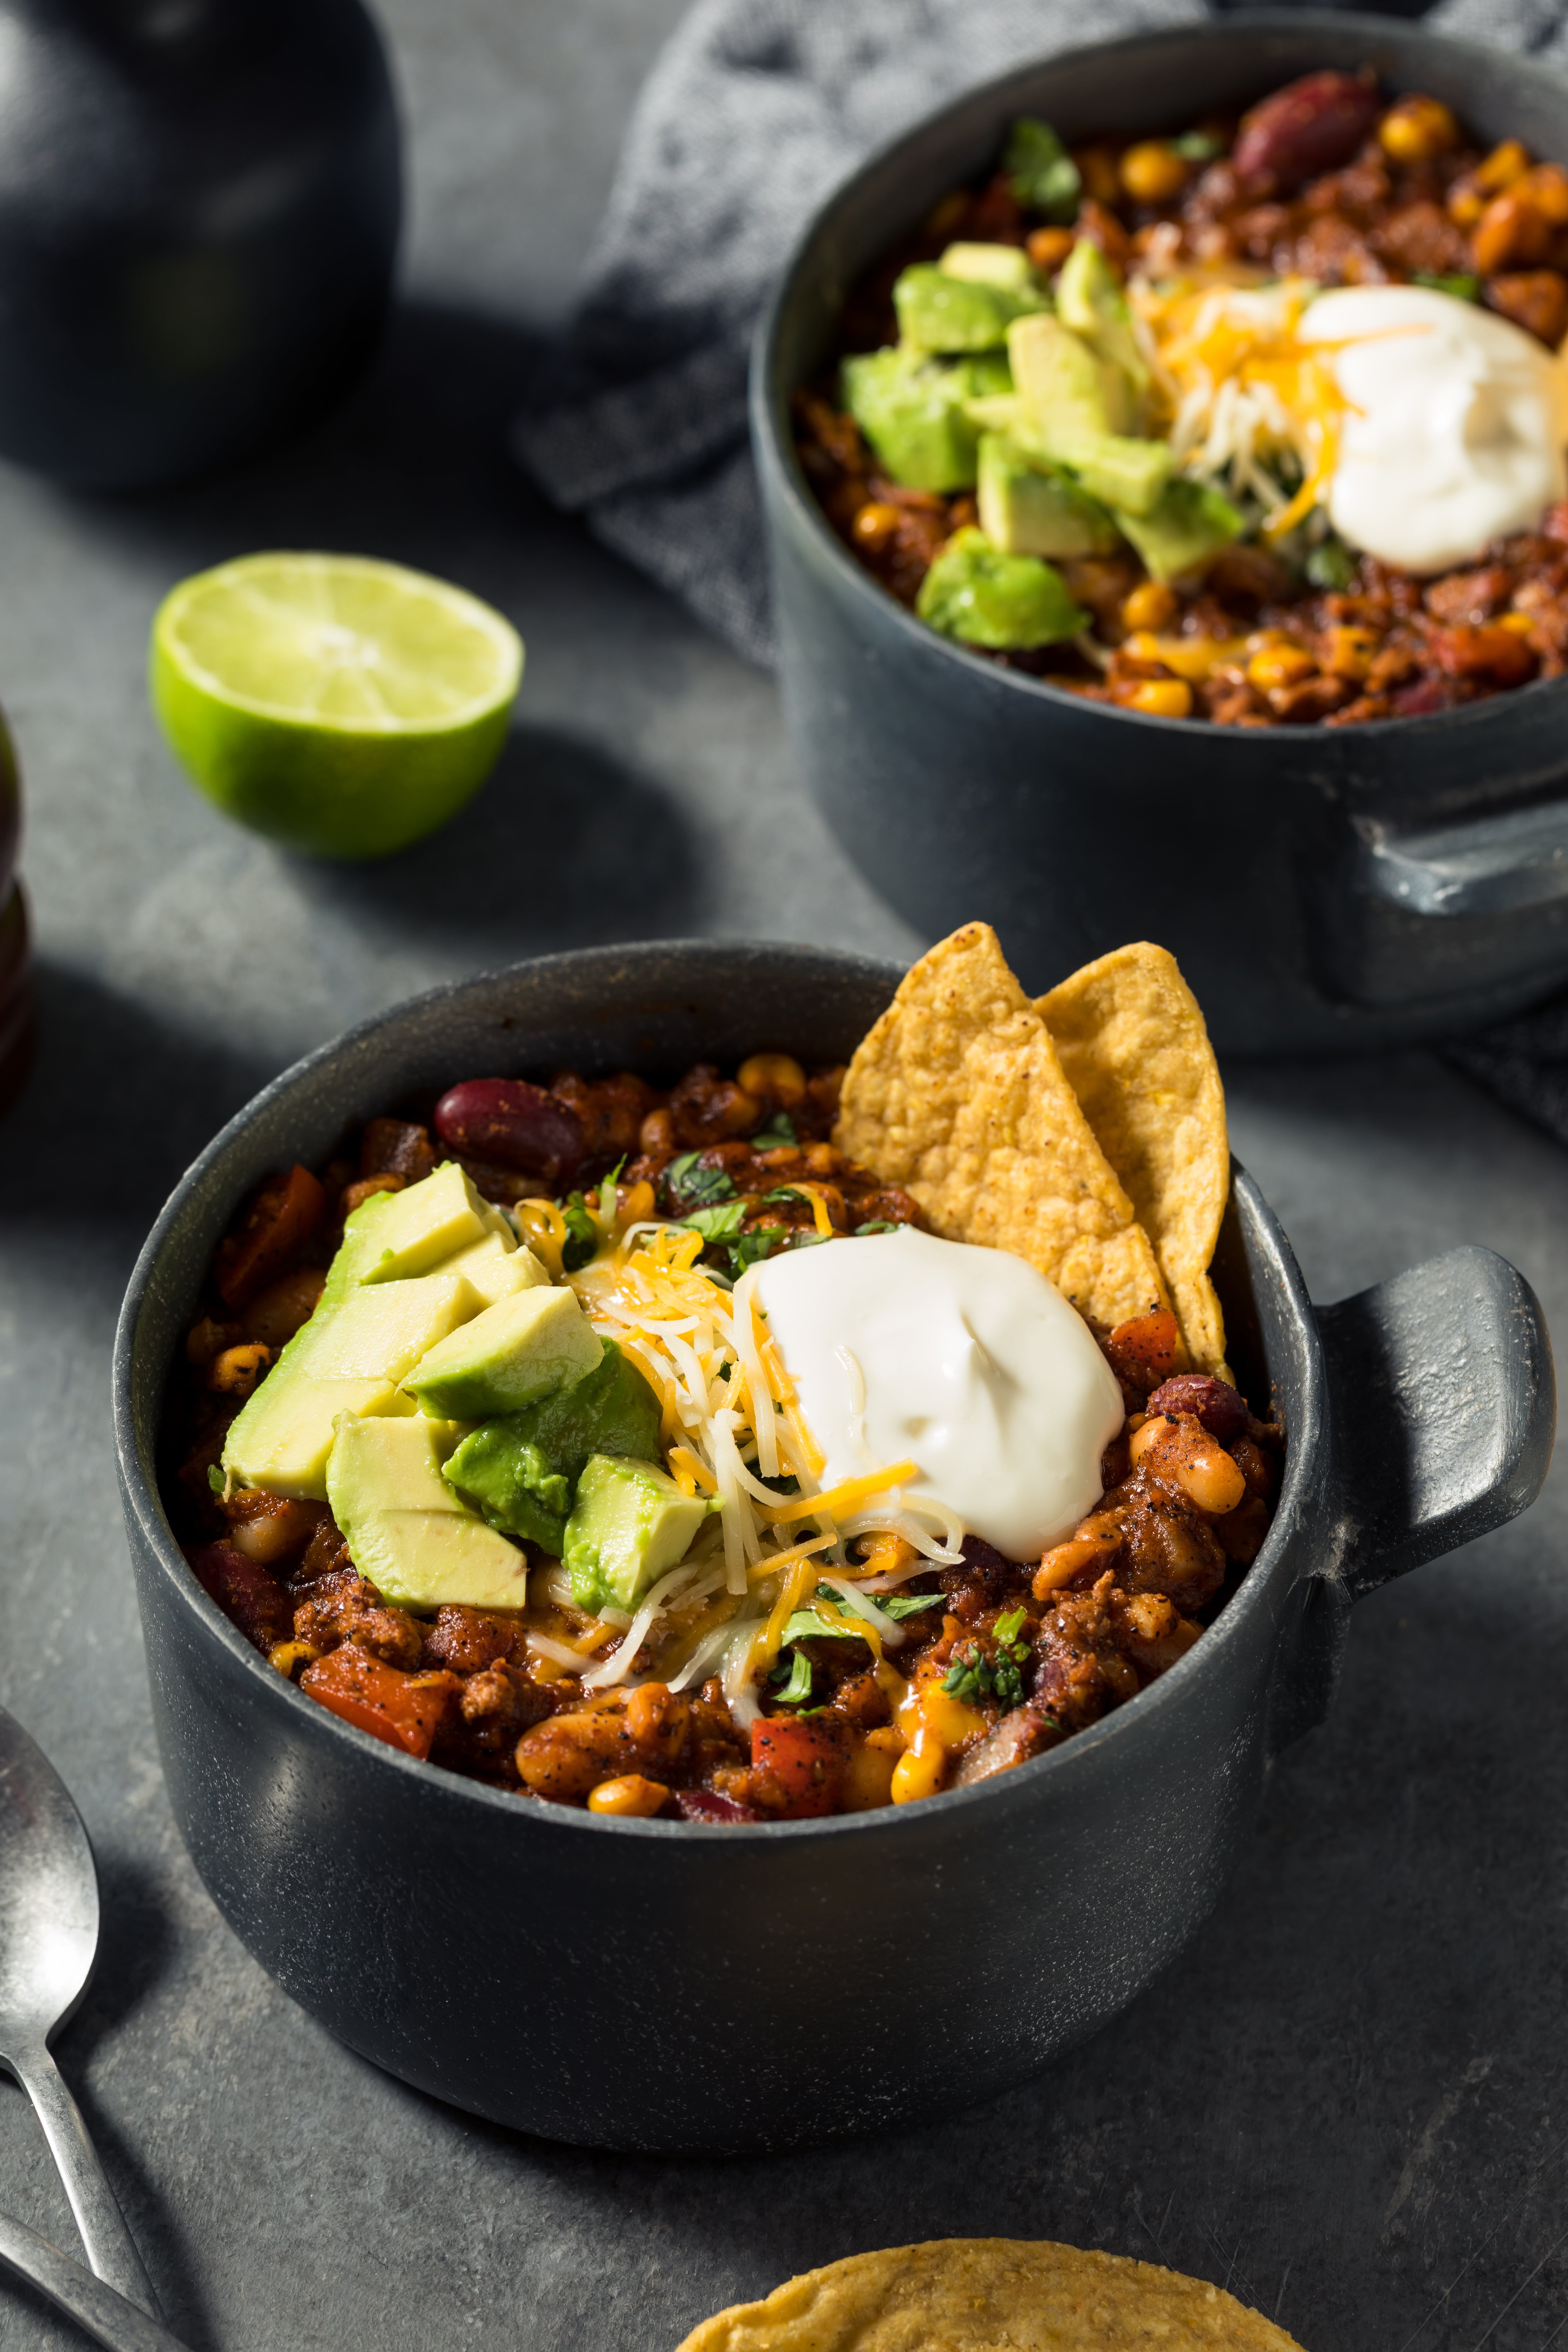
(1314, 1245, 1555, 1600)
(1271, 1248, 1554, 1755)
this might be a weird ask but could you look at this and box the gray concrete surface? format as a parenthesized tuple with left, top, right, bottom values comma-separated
(0, 3, 1564, 2348)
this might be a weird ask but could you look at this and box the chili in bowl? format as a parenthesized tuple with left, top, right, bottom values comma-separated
(114, 939, 1552, 2150)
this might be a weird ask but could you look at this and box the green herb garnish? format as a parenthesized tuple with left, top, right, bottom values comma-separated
(1305, 539, 1356, 591)
(1172, 129, 1224, 162)
(943, 1634, 1030, 1712)
(560, 1192, 599, 1272)
(1413, 270, 1481, 302)
(665, 1151, 737, 1209)
(993, 1606, 1028, 1645)
(751, 1112, 798, 1150)
(207, 1463, 225, 1493)
(855, 1220, 901, 1236)
(772, 1647, 815, 1704)
(681, 1199, 747, 1242)
(877, 1591, 945, 1621)
(726, 1225, 787, 1275)
(1004, 117, 1081, 222)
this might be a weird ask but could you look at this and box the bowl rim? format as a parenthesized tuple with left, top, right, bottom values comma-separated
(750, 4, 1568, 743)
(113, 937, 1317, 1844)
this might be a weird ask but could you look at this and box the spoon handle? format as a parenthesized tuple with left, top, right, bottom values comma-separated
(0, 2203, 190, 2352)
(8, 2042, 160, 2318)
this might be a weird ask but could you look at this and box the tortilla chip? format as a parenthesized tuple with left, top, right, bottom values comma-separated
(676, 2238, 1309, 2352)
(1038, 945, 1230, 1378)
(835, 924, 1168, 1332)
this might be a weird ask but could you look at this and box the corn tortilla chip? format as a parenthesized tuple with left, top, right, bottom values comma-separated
(1037, 944, 1230, 1377)
(834, 924, 1168, 1332)
(676, 2238, 1310, 2352)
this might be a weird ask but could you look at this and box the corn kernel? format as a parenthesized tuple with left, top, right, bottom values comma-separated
(1500, 610, 1536, 634)
(1378, 94, 1460, 164)
(1121, 580, 1178, 632)
(1321, 625, 1378, 680)
(1120, 141, 1189, 205)
(267, 1641, 320, 1680)
(586, 1774, 670, 1818)
(1527, 162, 1568, 225)
(1121, 677, 1194, 718)
(891, 1735, 946, 1805)
(852, 500, 901, 550)
(738, 1051, 806, 1104)
(1026, 225, 1075, 273)
(1246, 644, 1315, 692)
(1477, 139, 1531, 193)
(1447, 184, 1485, 228)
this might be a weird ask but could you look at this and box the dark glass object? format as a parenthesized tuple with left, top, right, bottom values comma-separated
(0, 0, 402, 487)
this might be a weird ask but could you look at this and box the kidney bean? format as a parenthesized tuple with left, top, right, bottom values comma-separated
(1233, 71, 1382, 197)
(676, 1789, 759, 1825)
(185, 1541, 292, 1653)
(1146, 1373, 1249, 1442)
(433, 1078, 584, 1185)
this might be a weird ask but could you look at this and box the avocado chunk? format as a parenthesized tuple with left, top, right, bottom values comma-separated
(1055, 237, 1149, 397)
(1005, 313, 1133, 440)
(223, 1270, 486, 1500)
(404, 1281, 602, 1419)
(937, 241, 1036, 291)
(916, 526, 1087, 649)
(1062, 434, 1173, 518)
(327, 1412, 530, 1613)
(436, 1230, 550, 1308)
(342, 1161, 495, 1288)
(893, 262, 1046, 355)
(442, 1340, 662, 1550)
(977, 435, 1121, 558)
(1114, 478, 1246, 582)
(562, 1454, 708, 1615)
(842, 347, 1011, 493)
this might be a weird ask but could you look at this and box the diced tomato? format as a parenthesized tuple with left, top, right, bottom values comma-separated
(184, 1541, 291, 1652)
(299, 1645, 455, 1760)
(751, 1715, 845, 1819)
(215, 1163, 326, 1308)
(1105, 1309, 1183, 1391)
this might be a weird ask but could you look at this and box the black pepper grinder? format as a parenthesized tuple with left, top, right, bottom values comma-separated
(0, 0, 402, 488)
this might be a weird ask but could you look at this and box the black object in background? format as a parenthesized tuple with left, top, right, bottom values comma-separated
(0, 0, 402, 488)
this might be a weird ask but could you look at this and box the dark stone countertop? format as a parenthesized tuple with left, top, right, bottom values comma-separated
(1, 3, 1566, 2347)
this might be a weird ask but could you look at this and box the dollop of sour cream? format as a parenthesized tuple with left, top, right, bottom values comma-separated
(1298, 285, 1568, 573)
(751, 1227, 1125, 1562)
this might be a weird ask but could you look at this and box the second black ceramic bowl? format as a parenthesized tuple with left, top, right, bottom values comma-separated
(754, 13, 1568, 1054)
(113, 943, 1554, 2153)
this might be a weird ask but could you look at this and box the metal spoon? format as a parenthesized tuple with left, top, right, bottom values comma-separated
(0, 1708, 159, 2317)
(0, 2205, 188, 2352)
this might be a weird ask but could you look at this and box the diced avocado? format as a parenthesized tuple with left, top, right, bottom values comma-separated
(1114, 478, 1246, 582)
(318, 1186, 399, 1310)
(1055, 238, 1149, 397)
(977, 435, 1121, 558)
(1004, 117, 1081, 222)
(436, 1231, 550, 1308)
(893, 263, 1047, 355)
(223, 1271, 485, 1501)
(442, 1339, 663, 1551)
(841, 347, 1010, 493)
(916, 525, 1087, 649)
(562, 1454, 708, 1615)
(404, 1282, 602, 1419)
(938, 241, 1036, 290)
(326, 1413, 531, 1613)
(224, 1375, 417, 1502)
(1006, 314, 1132, 439)
(1062, 434, 1173, 518)
(352, 1161, 494, 1288)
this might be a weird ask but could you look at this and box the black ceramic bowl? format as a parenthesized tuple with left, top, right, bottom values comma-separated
(753, 13, 1568, 1056)
(113, 943, 1555, 2154)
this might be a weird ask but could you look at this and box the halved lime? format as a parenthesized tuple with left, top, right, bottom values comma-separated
(150, 552, 525, 859)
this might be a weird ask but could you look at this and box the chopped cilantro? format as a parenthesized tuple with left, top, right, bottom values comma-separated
(1305, 539, 1356, 591)
(788, 1229, 833, 1251)
(665, 1151, 737, 1209)
(207, 1463, 225, 1493)
(560, 1192, 599, 1272)
(751, 1112, 798, 1150)
(761, 1186, 805, 1204)
(757, 1471, 800, 1499)
(943, 1636, 1030, 1712)
(1172, 129, 1224, 162)
(681, 1199, 747, 1242)
(993, 1606, 1028, 1645)
(1004, 117, 1081, 221)
(781, 1609, 860, 1644)
(855, 1220, 901, 1236)
(772, 1647, 815, 1704)
(876, 1591, 945, 1621)
(1413, 270, 1481, 302)
(726, 1225, 787, 1275)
